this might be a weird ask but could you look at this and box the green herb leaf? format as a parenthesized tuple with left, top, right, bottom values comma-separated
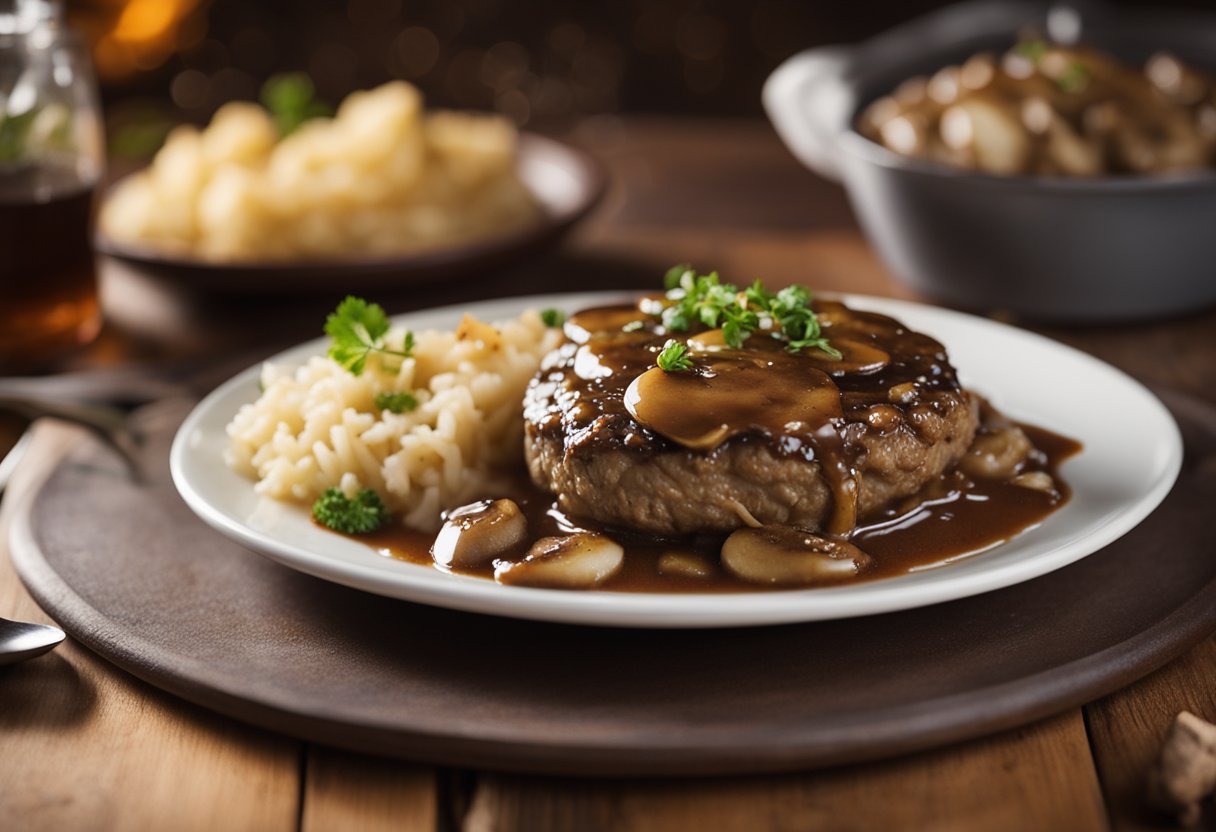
(0, 109, 38, 163)
(744, 279, 775, 309)
(312, 487, 389, 534)
(656, 339, 694, 373)
(651, 266, 838, 360)
(1014, 39, 1048, 64)
(787, 337, 843, 360)
(261, 73, 333, 136)
(661, 304, 693, 331)
(540, 308, 565, 328)
(664, 263, 693, 291)
(325, 296, 413, 376)
(374, 391, 418, 414)
(1056, 60, 1090, 93)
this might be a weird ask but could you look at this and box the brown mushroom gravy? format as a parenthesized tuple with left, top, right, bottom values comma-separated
(859, 39, 1216, 176)
(346, 297, 1081, 592)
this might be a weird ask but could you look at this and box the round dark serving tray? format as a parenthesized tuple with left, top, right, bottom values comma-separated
(8, 392, 1216, 776)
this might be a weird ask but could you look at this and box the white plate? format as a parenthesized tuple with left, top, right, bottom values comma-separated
(170, 292, 1183, 628)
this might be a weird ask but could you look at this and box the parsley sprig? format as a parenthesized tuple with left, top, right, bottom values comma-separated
(657, 265, 841, 359)
(1012, 39, 1090, 94)
(325, 296, 414, 376)
(540, 308, 565, 328)
(374, 391, 418, 413)
(1014, 39, 1048, 63)
(656, 339, 694, 373)
(312, 487, 389, 534)
(1056, 60, 1090, 93)
(261, 73, 332, 137)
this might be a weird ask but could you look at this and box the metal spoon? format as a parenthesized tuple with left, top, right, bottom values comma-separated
(0, 616, 65, 665)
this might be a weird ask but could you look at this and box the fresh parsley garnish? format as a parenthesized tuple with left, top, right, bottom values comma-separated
(261, 73, 332, 136)
(664, 263, 693, 291)
(1057, 60, 1090, 93)
(1014, 39, 1048, 63)
(540, 308, 565, 328)
(656, 339, 694, 373)
(654, 267, 840, 359)
(374, 391, 418, 413)
(312, 487, 389, 534)
(0, 109, 39, 163)
(325, 296, 414, 376)
(1012, 40, 1090, 93)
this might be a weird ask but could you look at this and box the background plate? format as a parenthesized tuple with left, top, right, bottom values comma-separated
(170, 292, 1182, 627)
(7, 392, 1216, 775)
(95, 134, 606, 294)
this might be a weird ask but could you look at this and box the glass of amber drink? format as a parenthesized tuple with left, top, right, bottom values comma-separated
(0, 0, 103, 372)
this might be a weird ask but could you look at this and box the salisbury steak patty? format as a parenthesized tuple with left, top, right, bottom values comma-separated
(523, 299, 980, 536)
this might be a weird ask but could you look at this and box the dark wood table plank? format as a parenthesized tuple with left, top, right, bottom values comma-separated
(302, 748, 437, 832)
(1087, 639, 1216, 832)
(460, 714, 1107, 832)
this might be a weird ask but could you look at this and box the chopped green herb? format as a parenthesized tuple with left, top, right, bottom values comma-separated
(312, 487, 389, 534)
(374, 391, 418, 413)
(109, 111, 174, 160)
(656, 339, 694, 373)
(652, 266, 839, 359)
(325, 296, 413, 376)
(261, 73, 332, 136)
(664, 263, 693, 291)
(0, 109, 38, 163)
(1014, 39, 1048, 63)
(622, 320, 644, 333)
(1057, 60, 1090, 93)
(540, 308, 566, 328)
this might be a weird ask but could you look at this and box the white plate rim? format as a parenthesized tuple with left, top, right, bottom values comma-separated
(170, 291, 1183, 628)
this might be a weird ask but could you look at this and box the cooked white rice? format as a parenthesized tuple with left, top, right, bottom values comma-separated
(226, 310, 562, 531)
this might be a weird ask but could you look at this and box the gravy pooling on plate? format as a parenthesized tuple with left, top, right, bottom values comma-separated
(336, 278, 1081, 592)
(363, 421, 1078, 593)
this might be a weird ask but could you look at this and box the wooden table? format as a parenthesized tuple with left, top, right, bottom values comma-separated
(2, 118, 1215, 831)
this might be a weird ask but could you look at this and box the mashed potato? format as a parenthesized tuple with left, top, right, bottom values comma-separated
(101, 82, 542, 261)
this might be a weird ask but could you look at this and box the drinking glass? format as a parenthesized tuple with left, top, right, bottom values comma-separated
(0, 0, 103, 372)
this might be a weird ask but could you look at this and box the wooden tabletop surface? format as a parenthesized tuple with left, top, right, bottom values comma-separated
(2, 118, 1215, 831)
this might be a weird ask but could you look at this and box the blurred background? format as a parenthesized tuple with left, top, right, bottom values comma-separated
(73, 0, 1214, 161)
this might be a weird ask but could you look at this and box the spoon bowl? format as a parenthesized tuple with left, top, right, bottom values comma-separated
(0, 616, 65, 665)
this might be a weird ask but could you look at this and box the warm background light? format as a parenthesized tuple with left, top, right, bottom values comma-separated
(72, 0, 206, 82)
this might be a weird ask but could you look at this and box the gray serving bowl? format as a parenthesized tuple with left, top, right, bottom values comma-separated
(764, 0, 1216, 322)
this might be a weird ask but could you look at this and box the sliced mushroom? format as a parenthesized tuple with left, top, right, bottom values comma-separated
(1011, 471, 1057, 494)
(657, 552, 716, 580)
(721, 526, 872, 586)
(431, 499, 527, 569)
(880, 113, 930, 157)
(494, 533, 624, 589)
(801, 337, 889, 376)
(941, 95, 1031, 175)
(625, 359, 840, 452)
(958, 426, 1033, 480)
(1023, 97, 1102, 176)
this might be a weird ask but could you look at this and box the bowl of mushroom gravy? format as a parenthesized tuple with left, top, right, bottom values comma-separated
(764, 0, 1216, 321)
